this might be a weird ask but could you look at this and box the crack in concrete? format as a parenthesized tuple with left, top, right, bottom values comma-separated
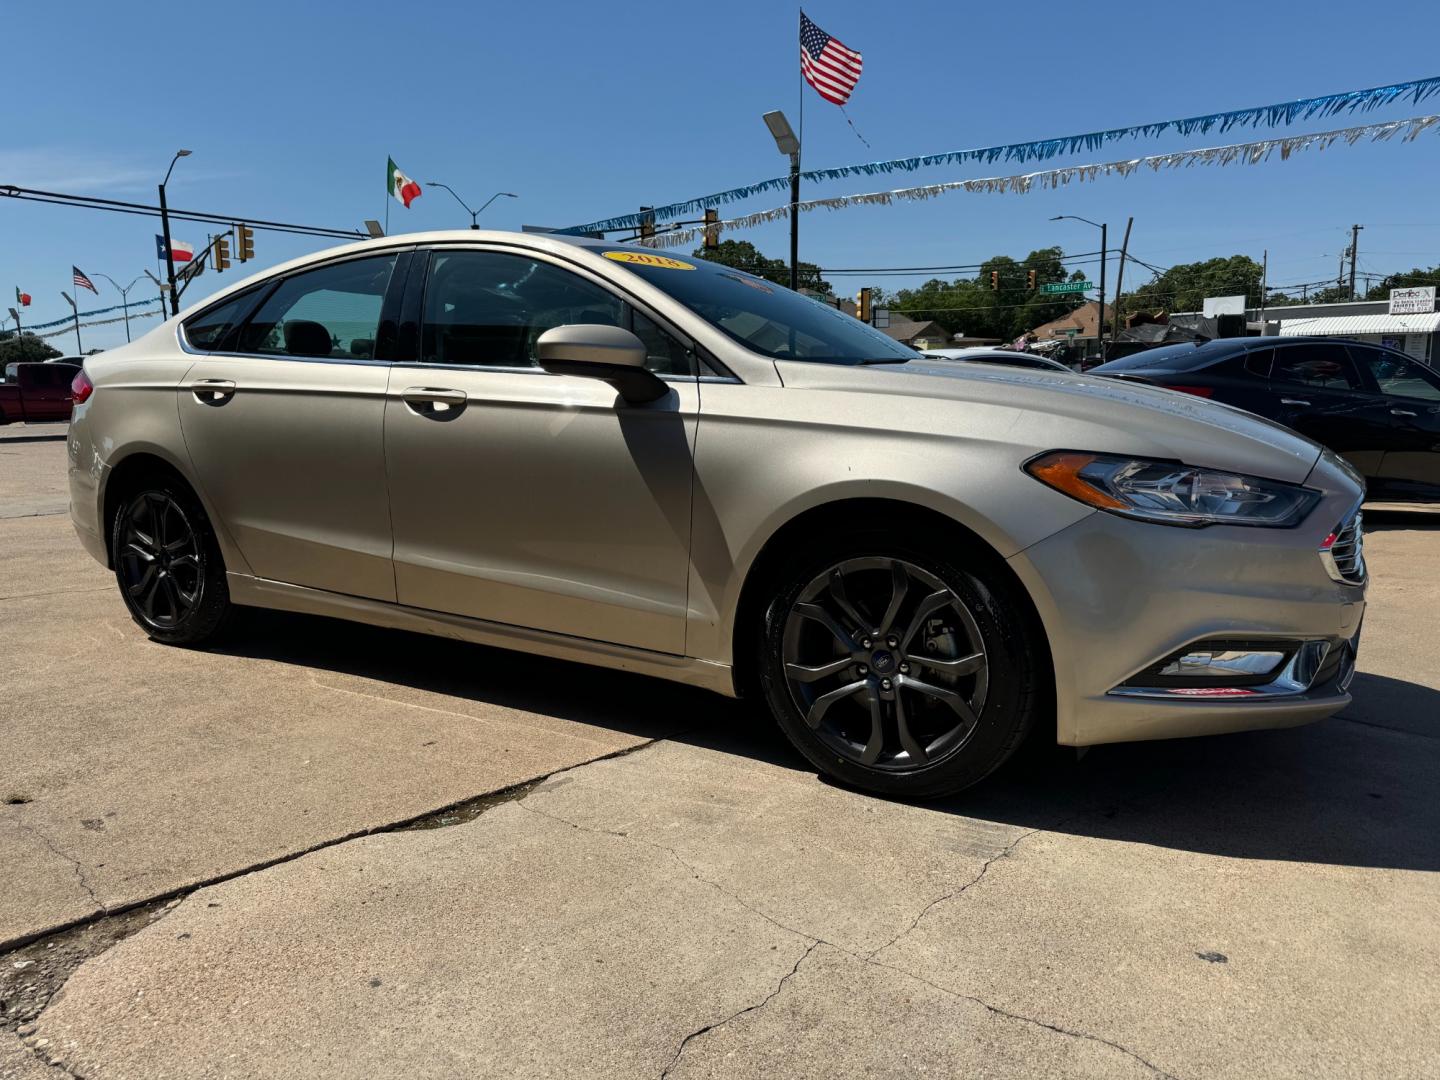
(18, 824, 104, 915)
(0, 586, 110, 603)
(658, 940, 820, 1080)
(864, 824, 1046, 961)
(519, 793, 1181, 1080)
(1335, 713, 1439, 740)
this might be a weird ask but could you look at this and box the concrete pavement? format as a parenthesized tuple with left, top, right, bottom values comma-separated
(3, 438, 1437, 1078)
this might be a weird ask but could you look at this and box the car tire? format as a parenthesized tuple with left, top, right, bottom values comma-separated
(110, 473, 232, 646)
(756, 530, 1045, 799)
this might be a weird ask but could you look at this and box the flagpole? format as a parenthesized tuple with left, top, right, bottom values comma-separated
(794, 7, 804, 293)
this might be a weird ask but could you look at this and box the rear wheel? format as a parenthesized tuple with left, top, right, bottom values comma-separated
(111, 476, 232, 645)
(757, 533, 1044, 799)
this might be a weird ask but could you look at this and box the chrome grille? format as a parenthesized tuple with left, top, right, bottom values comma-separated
(1319, 510, 1365, 585)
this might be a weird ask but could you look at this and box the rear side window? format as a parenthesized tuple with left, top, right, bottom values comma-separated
(183, 290, 259, 351)
(236, 255, 397, 360)
(1271, 344, 1363, 390)
(1242, 348, 1273, 378)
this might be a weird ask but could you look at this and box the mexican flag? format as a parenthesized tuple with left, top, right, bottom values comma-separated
(387, 157, 421, 208)
(14, 287, 30, 307)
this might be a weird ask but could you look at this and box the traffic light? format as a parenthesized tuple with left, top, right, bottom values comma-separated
(639, 206, 656, 240)
(213, 234, 231, 273)
(857, 287, 872, 323)
(1027, 269, 1037, 289)
(990, 271, 999, 291)
(703, 208, 719, 249)
(236, 224, 255, 262)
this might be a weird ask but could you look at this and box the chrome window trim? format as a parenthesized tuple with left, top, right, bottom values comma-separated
(386, 359, 719, 385)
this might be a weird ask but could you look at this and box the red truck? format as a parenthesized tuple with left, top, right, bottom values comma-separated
(0, 361, 81, 424)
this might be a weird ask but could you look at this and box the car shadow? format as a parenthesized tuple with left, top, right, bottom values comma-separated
(214, 608, 1439, 875)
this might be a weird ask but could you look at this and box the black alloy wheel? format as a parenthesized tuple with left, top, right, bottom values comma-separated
(112, 477, 232, 645)
(759, 536, 1043, 799)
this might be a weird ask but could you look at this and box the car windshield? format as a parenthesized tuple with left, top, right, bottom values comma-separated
(597, 248, 917, 364)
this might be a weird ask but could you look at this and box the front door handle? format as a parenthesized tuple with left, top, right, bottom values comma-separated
(401, 386, 467, 419)
(1391, 408, 1418, 417)
(1280, 398, 1311, 406)
(190, 379, 236, 406)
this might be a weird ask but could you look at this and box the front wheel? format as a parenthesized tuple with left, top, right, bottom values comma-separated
(111, 477, 232, 646)
(757, 535, 1046, 799)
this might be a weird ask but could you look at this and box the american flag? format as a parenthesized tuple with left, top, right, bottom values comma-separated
(72, 266, 98, 294)
(800, 12, 862, 106)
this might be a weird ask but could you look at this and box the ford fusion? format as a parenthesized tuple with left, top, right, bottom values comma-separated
(67, 232, 1366, 797)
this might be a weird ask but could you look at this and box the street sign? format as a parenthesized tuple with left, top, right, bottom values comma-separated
(873, 308, 890, 328)
(1041, 281, 1093, 294)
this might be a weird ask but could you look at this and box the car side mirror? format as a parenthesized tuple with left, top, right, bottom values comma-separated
(536, 324, 669, 404)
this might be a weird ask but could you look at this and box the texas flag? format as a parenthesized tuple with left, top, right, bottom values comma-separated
(155, 235, 195, 263)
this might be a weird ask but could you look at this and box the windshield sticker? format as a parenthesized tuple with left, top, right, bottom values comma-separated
(603, 251, 696, 271)
(719, 272, 775, 294)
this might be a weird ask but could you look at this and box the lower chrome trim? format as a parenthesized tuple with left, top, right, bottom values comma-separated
(226, 574, 737, 698)
(1109, 640, 1332, 701)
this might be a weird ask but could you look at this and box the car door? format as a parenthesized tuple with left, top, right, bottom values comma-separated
(177, 251, 407, 601)
(1350, 346, 1440, 497)
(383, 246, 698, 654)
(1266, 342, 1392, 477)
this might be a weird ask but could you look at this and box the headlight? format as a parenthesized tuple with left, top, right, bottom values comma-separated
(1025, 451, 1320, 528)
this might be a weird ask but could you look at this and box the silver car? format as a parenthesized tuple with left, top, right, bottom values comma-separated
(67, 232, 1367, 798)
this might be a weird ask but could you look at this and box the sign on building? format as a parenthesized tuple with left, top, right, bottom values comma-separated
(1202, 295, 1247, 317)
(1389, 285, 1436, 315)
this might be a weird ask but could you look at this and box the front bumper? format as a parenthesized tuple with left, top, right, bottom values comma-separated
(1007, 451, 1365, 746)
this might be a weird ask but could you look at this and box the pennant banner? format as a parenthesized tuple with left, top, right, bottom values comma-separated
(30, 307, 163, 340)
(14, 298, 165, 332)
(564, 74, 1440, 235)
(635, 114, 1440, 251)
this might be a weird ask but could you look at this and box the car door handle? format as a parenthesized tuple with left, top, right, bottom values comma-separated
(401, 386, 467, 419)
(1280, 398, 1311, 406)
(1391, 408, 1418, 417)
(190, 379, 236, 406)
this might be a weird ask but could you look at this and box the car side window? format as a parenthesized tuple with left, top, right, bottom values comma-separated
(1242, 348, 1273, 378)
(183, 289, 260, 352)
(235, 255, 397, 360)
(419, 251, 694, 376)
(1271, 344, 1363, 391)
(1353, 348, 1440, 402)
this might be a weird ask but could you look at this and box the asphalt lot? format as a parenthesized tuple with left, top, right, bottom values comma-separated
(2, 433, 1437, 1079)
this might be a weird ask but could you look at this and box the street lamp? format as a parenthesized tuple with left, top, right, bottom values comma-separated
(428, 183, 517, 229)
(94, 273, 144, 342)
(7, 307, 20, 342)
(1051, 215, 1108, 357)
(159, 149, 192, 316)
(143, 270, 172, 322)
(61, 290, 81, 355)
(763, 111, 802, 291)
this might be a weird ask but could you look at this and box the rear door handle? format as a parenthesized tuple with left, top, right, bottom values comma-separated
(1391, 408, 1418, 417)
(1280, 398, 1311, 406)
(190, 379, 236, 406)
(401, 386, 467, 419)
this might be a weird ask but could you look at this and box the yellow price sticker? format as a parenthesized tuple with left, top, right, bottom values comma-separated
(603, 251, 696, 271)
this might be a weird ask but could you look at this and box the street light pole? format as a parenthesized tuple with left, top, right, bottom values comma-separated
(159, 150, 192, 316)
(61, 291, 81, 354)
(94, 273, 143, 342)
(762, 111, 802, 291)
(429, 184, 517, 229)
(1051, 215, 1109, 358)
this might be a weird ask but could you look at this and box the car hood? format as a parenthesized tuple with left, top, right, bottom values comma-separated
(774, 359, 1325, 485)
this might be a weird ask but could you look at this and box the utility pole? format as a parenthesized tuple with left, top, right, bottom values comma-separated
(1259, 249, 1268, 326)
(159, 150, 192, 316)
(1111, 217, 1133, 341)
(1348, 223, 1363, 299)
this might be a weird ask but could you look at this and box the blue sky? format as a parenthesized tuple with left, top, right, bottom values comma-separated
(5, 0, 1440, 350)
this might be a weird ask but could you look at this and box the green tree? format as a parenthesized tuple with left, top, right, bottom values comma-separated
(885, 247, 1085, 340)
(1123, 256, 1264, 315)
(0, 332, 61, 366)
(1364, 266, 1440, 301)
(691, 240, 831, 294)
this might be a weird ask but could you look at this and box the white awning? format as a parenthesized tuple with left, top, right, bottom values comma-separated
(1276, 312, 1440, 336)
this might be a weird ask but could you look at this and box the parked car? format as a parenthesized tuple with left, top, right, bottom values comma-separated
(68, 232, 1365, 798)
(0, 360, 81, 424)
(1092, 337, 1440, 502)
(921, 348, 1072, 373)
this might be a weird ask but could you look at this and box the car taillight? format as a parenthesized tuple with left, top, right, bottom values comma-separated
(1159, 384, 1214, 398)
(71, 370, 94, 404)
